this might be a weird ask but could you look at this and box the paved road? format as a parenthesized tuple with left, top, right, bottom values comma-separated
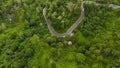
(43, 1, 120, 37)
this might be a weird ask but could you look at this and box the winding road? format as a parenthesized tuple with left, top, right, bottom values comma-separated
(43, 1, 120, 37)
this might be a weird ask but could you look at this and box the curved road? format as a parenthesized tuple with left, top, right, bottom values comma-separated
(43, 1, 120, 37)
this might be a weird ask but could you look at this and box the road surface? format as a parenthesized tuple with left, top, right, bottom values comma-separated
(43, 1, 120, 37)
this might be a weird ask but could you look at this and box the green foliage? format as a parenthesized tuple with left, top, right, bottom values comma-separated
(76, 53, 86, 63)
(0, 0, 120, 68)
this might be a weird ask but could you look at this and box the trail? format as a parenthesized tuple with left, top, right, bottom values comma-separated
(43, 1, 120, 37)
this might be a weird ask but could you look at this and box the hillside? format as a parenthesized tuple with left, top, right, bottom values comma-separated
(0, 0, 120, 68)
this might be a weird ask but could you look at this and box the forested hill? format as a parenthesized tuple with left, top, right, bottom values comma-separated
(0, 0, 120, 68)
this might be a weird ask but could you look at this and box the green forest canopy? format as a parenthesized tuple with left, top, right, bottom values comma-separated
(0, 0, 120, 68)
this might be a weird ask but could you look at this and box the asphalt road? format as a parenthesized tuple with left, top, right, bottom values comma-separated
(43, 1, 120, 37)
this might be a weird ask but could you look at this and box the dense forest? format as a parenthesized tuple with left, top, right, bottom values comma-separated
(0, 0, 120, 68)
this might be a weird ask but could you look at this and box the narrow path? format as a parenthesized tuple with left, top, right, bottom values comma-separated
(43, 1, 120, 37)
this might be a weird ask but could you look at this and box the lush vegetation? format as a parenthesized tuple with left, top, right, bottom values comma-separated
(0, 0, 120, 68)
